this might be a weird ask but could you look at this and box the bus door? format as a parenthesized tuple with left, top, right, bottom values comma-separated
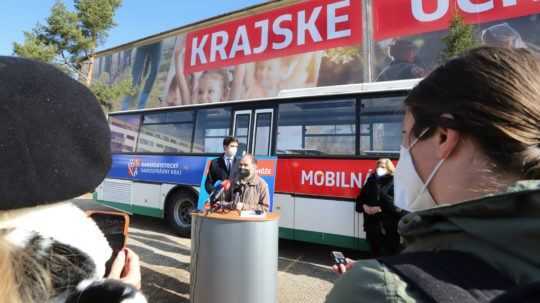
(232, 108, 274, 157)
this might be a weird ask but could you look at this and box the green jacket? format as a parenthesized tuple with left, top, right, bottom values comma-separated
(325, 181, 540, 303)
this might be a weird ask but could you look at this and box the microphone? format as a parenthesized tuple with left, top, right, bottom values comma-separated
(256, 200, 265, 214)
(232, 181, 242, 208)
(233, 180, 242, 193)
(209, 180, 231, 205)
(213, 180, 222, 190)
(206, 180, 222, 205)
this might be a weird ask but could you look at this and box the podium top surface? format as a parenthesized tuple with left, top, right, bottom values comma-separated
(192, 210, 280, 222)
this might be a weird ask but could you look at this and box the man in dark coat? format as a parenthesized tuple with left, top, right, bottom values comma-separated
(356, 162, 405, 257)
(204, 136, 239, 195)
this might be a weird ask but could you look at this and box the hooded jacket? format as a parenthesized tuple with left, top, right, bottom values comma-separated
(325, 180, 540, 302)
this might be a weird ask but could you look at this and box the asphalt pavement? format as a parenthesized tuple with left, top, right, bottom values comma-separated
(127, 215, 369, 303)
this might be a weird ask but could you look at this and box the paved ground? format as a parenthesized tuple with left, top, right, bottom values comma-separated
(127, 215, 369, 303)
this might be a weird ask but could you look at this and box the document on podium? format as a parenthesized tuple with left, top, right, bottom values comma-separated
(239, 210, 267, 218)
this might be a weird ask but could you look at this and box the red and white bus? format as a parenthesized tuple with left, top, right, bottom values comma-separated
(97, 78, 417, 250)
(92, 0, 539, 249)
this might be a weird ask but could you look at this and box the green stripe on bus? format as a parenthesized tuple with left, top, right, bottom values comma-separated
(96, 200, 164, 218)
(279, 227, 295, 240)
(131, 205, 164, 218)
(279, 227, 370, 251)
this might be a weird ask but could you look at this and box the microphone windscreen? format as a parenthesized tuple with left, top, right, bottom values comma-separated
(213, 180, 223, 188)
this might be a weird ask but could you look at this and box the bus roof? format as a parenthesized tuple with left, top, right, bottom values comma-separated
(278, 78, 420, 98)
(108, 78, 420, 115)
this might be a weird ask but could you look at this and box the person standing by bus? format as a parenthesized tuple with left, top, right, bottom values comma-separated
(355, 158, 404, 257)
(204, 137, 240, 195)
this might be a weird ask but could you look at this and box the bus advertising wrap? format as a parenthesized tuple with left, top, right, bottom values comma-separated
(184, 0, 362, 74)
(276, 158, 376, 199)
(92, 0, 540, 111)
(108, 154, 277, 210)
(108, 154, 208, 185)
(373, 0, 540, 40)
(92, 0, 365, 111)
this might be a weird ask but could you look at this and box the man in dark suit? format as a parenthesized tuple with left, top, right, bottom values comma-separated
(204, 137, 239, 195)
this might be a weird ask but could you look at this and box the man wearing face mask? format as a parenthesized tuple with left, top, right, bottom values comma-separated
(204, 137, 239, 195)
(229, 154, 270, 212)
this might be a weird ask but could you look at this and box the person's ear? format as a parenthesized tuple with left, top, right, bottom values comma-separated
(436, 127, 460, 160)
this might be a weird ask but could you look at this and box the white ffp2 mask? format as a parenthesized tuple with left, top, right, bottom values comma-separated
(376, 168, 387, 177)
(225, 147, 237, 158)
(394, 130, 445, 212)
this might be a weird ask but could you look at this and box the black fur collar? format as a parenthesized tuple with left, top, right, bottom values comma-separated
(0, 202, 147, 303)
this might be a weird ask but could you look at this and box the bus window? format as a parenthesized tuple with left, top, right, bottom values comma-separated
(192, 107, 232, 153)
(136, 110, 194, 153)
(359, 96, 404, 155)
(233, 111, 251, 156)
(277, 99, 356, 156)
(109, 114, 141, 153)
(253, 110, 273, 156)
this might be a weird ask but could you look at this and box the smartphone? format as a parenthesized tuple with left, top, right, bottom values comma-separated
(331, 251, 347, 265)
(87, 211, 129, 276)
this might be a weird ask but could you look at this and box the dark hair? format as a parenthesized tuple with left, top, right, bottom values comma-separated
(405, 46, 540, 178)
(223, 136, 239, 147)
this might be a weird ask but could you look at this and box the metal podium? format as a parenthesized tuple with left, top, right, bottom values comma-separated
(190, 211, 279, 303)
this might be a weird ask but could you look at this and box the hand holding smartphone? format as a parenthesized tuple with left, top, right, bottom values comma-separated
(331, 251, 353, 274)
(87, 211, 129, 276)
(332, 251, 347, 265)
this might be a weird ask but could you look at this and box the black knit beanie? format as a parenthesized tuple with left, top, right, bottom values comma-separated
(0, 56, 111, 210)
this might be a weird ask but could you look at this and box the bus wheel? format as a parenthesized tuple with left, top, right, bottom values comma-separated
(166, 191, 195, 237)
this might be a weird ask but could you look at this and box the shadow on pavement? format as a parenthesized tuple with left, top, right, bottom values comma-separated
(140, 266, 190, 303)
(129, 244, 190, 270)
(278, 258, 337, 283)
(128, 213, 375, 299)
(130, 233, 191, 256)
(277, 239, 373, 283)
(130, 215, 179, 236)
(279, 239, 372, 264)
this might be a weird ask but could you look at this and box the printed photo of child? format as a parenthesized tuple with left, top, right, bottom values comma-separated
(194, 70, 230, 103)
(163, 36, 231, 106)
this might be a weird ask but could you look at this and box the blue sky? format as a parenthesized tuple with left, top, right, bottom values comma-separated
(0, 0, 265, 56)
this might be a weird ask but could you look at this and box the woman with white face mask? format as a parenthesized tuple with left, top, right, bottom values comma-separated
(326, 47, 540, 302)
(354, 159, 404, 257)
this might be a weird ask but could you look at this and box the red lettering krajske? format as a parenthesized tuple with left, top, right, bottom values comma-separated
(373, 0, 540, 41)
(184, 0, 362, 74)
